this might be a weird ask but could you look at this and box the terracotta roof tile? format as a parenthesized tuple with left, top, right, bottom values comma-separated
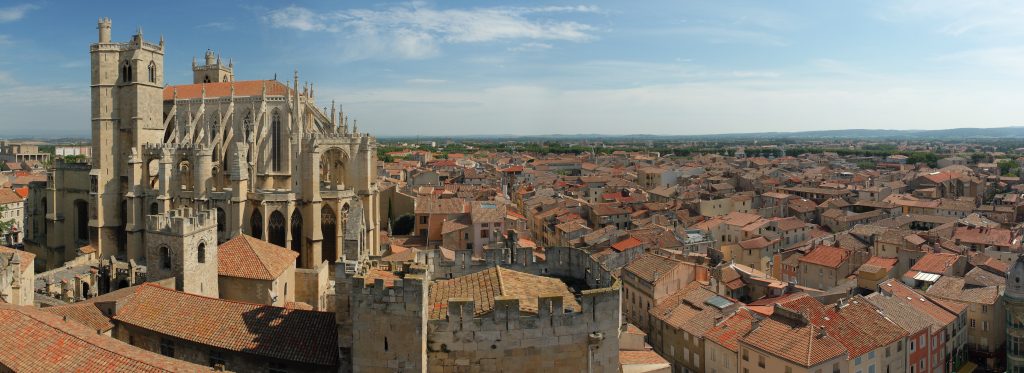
(623, 253, 686, 284)
(427, 267, 580, 319)
(0, 245, 34, 272)
(619, 350, 670, 365)
(704, 308, 756, 352)
(611, 237, 643, 252)
(0, 303, 208, 372)
(217, 235, 298, 281)
(113, 284, 337, 366)
(163, 80, 290, 100)
(797, 245, 850, 269)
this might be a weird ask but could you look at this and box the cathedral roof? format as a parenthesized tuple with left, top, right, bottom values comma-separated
(163, 80, 291, 101)
(114, 283, 337, 366)
(218, 235, 298, 281)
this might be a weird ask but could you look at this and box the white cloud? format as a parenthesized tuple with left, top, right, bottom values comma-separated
(508, 42, 552, 52)
(197, 21, 235, 31)
(0, 4, 36, 23)
(319, 75, 1024, 136)
(264, 3, 598, 60)
(668, 26, 788, 46)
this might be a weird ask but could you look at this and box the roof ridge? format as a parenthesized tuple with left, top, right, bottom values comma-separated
(243, 235, 276, 279)
(495, 266, 505, 296)
(131, 281, 315, 311)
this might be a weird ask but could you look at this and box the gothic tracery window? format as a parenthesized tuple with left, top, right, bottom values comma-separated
(122, 61, 133, 83)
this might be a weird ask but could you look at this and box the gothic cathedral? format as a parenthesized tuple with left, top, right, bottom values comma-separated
(23, 19, 380, 295)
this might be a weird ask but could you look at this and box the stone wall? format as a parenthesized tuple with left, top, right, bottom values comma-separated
(295, 259, 330, 310)
(340, 245, 622, 372)
(426, 285, 620, 372)
(348, 269, 428, 372)
(144, 208, 218, 297)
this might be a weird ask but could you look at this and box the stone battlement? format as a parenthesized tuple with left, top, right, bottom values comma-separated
(145, 207, 215, 235)
(142, 142, 208, 151)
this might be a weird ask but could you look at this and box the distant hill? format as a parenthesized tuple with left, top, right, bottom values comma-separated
(689, 127, 1024, 140)
(380, 126, 1024, 141)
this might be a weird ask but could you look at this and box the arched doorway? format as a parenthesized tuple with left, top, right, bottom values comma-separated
(250, 209, 263, 239)
(321, 206, 337, 263)
(82, 282, 91, 299)
(290, 209, 303, 267)
(268, 211, 286, 248)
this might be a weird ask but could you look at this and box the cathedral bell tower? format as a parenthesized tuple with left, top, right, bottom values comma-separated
(1005, 253, 1024, 370)
(89, 18, 165, 260)
(192, 49, 234, 84)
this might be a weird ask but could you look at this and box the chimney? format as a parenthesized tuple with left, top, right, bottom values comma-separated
(816, 325, 827, 338)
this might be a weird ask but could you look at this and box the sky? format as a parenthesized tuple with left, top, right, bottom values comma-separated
(2, 1, 1024, 137)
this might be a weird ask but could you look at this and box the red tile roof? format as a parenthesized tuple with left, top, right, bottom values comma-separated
(0, 188, 23, 204)
(217, 235, 298, 281)
(619, 350, 670, 366)
(740, 308, 847, 367)
(0, 245, 34, 272)
(798, 245, 850, 269)
(114, 284, 337, 366)
(611, 237, 643, 252)
(909, 253, 958, 274)
(862, 256, 898, 270)
(704, 308, 756, 352)
(0, 303, 207, 372)
(43, 302, 114, 332)
(163, 80, 291, 100)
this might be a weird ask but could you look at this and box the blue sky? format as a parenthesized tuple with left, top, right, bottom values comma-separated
(2, 1, 1024, 137)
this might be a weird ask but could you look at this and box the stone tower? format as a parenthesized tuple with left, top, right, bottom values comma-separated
(1005, 253, 1024, 370)
(192, 49, 233, 84)
(90, 18, 165, 260)
(144, 207, 218, 298)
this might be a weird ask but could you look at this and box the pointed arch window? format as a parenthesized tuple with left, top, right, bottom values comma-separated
(122, 61, 133, 83)
(148, 61, 157, 83)
(197, 242, 206, 264)
(271, 111, 282, 172)
(160, 247, 171, 269)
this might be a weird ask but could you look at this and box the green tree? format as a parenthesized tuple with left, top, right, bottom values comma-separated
(998, 159, 1019, 176)
(0, 205, 13, 245)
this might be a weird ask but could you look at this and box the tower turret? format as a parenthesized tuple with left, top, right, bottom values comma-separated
(192, 49, 234, 84)
(97, 18, 111, 43)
